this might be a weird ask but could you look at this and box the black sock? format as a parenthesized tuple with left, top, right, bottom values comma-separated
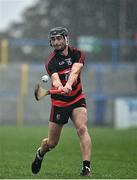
(83, 160, 90, 168)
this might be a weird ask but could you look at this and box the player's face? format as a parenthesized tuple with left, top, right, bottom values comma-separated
(50, 35, 66, 50)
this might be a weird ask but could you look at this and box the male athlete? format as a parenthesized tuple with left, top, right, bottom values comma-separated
(31, 27, 92, 176)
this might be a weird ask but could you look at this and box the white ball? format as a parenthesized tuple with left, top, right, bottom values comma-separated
(42, 75, 49, 83)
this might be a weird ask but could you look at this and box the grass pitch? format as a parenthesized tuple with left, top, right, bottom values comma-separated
(0, 125, 137, 179)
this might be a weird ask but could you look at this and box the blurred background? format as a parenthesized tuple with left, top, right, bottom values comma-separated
(0, 0, 137, 128)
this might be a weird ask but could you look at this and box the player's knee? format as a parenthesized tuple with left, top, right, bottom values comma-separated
(77, 126, 87, 137)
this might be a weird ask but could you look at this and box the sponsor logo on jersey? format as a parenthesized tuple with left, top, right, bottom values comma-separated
(65, 58, 72, 65)
(59, 61, 65, 65)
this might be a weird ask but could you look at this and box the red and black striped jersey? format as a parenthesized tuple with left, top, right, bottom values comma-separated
(45, 46, 85, 107)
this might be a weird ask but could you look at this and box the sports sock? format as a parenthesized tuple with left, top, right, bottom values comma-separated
(36, 148, 44, 160)
(39, 149, 44, 157)
(83, 160, 90, 169)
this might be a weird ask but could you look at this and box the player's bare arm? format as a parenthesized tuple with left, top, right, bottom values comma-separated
(64, 63, 83, 93)
(51, 72, 63, 90)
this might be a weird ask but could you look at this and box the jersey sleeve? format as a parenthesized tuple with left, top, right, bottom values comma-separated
(45, 58, 57, 76)
(74, 50, 85, 65)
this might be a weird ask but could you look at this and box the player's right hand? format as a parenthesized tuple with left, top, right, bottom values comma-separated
(62, 83, 72, 95)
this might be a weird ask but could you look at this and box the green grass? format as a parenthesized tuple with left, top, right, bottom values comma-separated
(0, 126, 137, 179)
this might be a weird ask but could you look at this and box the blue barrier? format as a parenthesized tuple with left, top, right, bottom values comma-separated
(0, 91, 18, 98)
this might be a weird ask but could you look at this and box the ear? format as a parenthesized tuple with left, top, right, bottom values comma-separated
(65, 36, 69, 46)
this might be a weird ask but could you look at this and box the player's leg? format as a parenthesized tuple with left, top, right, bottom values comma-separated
(31, 105, 70, 174)
(71, 106, 91, 176)
(31, 122, 63, 174)
(40, 121, 63, 155)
